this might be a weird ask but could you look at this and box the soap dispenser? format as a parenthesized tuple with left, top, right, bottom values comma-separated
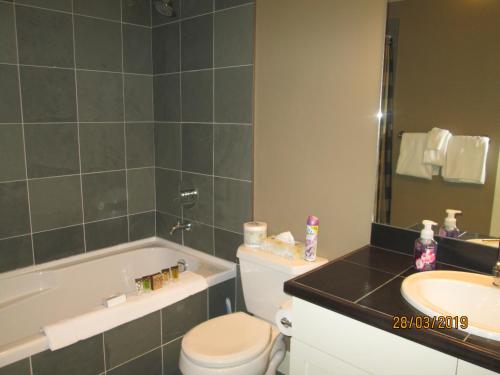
(438, 209, 462, 238)
(414, 220, 438, 271)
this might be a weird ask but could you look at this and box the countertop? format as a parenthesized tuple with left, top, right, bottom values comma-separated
(284, 245, 500, 373)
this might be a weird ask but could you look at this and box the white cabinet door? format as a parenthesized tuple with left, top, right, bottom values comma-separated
(456, 360, 499, 375)
(290, 338, 370, 375)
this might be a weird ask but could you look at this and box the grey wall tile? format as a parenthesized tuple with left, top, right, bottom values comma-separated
(122, 0, 151, 26)
(181, 15, 213, 70)
(85, 216, 128, 251)
(152, 23, 179, 74)
(127, 168, 155, 214)
(155, 123, 181, 169)
(31, 334, 104, 375)
(0, 358, 31, 375)
(214, 66, 253, 124)
(82, 171, 127, 221)
(214, 228, 242, 262)
(33, 225, 84, 263)
(182, 172, 213, 225)
(154, 74, 180, 122)
(16, 6, 74, 67)
(16, 0, 71, 11)
(80, 123, 125, 173)
(126, 123, 155, 168)
(124, 75, 153, 122)
(107, 349, 162, 375)
(209, 278, 235, 318)
(20, 66, 76, 123)
(0, 3, 17, 64)
(214, 177, 251, 233)
(105, 311, 160, 369)
(0, 235, 33, 273)
(129, 211, 155, 240)
(29, 176, 82, 232)
(25, 123, 80, 178)
(123, 24, 152, 74)
(181, 70, 213, 122)
(182, 0, 213, 18)
(152, 0, 180, 26)
(215, 0, 252, 10)
(74, 0, 121, 21)
(162, 290, 207, 343)
(155, 168, 181, 216)
(74, 16, 122, 72)
(125, 123, 155, 168)
(214, 124, 252, 180)
(0, 181, 30, 238)
(0, 125, 26, 182)
(0, 65, 21, 123)
(236, 264, 247, 312)
(156, 211, 182, 244)
(182, 123, 213, 174)
(214, 4, 253, 67)
(183, 221, 213, 255)
(77, 71, 124, 122)
(162, 337, 182, 375)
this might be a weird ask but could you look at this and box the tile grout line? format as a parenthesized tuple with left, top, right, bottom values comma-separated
(0, 210, 156, 243)
(152, 63, 253, 76)
(28, 356, 33, 375)
(102, 333, 107, 375)
(9, 1, 152, 29)
(150, 3, 157, 242)
(12, 1, 36, 265)
(151, 1, 254, 29)
(179, 11, 184, 247)
(354, 265, 414, 303)
(212, 0, 216, 259)
(0, 120, 252, 126)
(70, 0, 87, 252)
(120, 0, 131, 242)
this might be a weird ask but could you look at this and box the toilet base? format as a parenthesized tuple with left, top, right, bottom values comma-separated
(179, 327, 285, 375)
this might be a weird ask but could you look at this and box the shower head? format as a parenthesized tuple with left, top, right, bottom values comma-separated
(154, 0, 176, 17)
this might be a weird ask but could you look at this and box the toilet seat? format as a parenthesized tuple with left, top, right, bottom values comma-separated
(182, 312, 271, 368)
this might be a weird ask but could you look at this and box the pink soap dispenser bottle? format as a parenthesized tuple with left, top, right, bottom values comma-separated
(438, 209, 462, 238)
(414, 220, 438, 271)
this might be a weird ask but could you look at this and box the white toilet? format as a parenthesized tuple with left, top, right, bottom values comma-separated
(179, 245, 327, 375)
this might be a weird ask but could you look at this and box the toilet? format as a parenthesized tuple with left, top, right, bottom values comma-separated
(179, 245, 327, 375)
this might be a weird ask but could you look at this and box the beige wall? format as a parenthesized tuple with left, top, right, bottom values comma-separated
(253, 0, 387, 259)
(389, 0, 500, 234)
(491, 149, 500, 237)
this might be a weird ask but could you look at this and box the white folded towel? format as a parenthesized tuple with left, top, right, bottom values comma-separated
(44, 271, 208, 350)
(423, 127, 452, 167)
(396, 133, 433, 180)
(442, 136, 489, 184)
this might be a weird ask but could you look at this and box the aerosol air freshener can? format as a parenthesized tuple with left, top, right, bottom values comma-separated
(305, 215, 319, 261)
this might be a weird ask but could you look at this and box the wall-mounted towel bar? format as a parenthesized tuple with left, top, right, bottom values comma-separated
(397, 131, 490, 141)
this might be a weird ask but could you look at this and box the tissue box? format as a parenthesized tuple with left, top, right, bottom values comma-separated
(260, 237, 304, 260)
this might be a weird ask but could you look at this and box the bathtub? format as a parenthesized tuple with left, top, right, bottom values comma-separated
(0, 237, 236, 368)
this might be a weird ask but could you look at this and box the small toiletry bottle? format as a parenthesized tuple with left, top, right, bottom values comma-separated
(305, 215, 319, 261)
(414, 220, 438, 271)
(438, 209, 462, 238)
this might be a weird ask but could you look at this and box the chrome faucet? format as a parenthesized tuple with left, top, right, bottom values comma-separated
(170, 220, 192, 236)
(493, 260, 500, 287)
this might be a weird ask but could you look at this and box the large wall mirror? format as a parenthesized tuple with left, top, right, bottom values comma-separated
(375, 0, 500, 246)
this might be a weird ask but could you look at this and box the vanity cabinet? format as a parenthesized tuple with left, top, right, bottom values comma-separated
(290, 298, 497, 375)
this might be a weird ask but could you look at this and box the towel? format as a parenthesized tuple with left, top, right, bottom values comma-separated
(442, 136, 489, 184)
(396, 133, 433, 180)
(423, 127, 452, 167)
(44, 271, 208, 350)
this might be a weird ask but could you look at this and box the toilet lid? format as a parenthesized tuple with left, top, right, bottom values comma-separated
(182, 312, 271, 368)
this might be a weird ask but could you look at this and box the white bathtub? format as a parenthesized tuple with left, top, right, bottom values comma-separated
(0, 237, 236, 368)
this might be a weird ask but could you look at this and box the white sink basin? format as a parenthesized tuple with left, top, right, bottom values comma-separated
(401, 271, 500, 341)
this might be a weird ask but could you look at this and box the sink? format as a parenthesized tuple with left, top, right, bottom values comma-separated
(401, 271, 500, 341)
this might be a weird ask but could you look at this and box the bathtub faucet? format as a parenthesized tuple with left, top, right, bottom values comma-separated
(170, 220, 192, 236)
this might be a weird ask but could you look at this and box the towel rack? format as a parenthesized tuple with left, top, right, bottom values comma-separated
(398, 131, 490, 141)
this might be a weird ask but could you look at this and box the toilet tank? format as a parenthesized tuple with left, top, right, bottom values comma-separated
(237, 245, 327, 323)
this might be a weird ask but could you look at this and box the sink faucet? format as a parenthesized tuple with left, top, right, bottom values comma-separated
(170, 220, 192, 236)
(494, 260, 500, 287)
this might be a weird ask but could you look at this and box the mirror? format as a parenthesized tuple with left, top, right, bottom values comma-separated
(375, 0, 500, 246)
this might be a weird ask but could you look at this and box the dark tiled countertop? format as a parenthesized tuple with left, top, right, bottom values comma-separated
(284, 246, 500, 373)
